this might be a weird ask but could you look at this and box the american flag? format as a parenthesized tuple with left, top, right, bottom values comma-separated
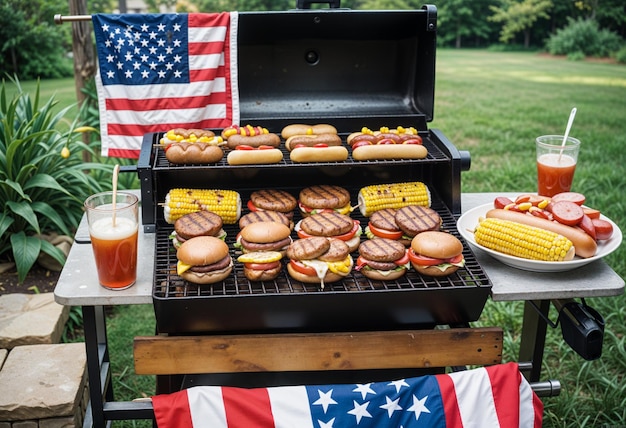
(91, 13, 239, 158)
(152, 363, 543, 428)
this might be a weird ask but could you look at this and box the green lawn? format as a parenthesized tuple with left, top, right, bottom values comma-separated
(36, 49, 625, 427)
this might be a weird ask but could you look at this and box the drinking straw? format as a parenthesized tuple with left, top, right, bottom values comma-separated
(559, 107, 577, 161)
(111, 164, 120, 227)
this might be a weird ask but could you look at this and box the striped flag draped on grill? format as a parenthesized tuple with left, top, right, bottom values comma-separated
(152, 363, 543, 428)
(91, 12, 239, 158)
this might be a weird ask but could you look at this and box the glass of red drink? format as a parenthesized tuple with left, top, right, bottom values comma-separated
(84, 192, 139, 290)
(536, 135, 581, 197)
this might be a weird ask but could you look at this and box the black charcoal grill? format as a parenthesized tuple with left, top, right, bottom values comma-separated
(137, 3, 492, 334)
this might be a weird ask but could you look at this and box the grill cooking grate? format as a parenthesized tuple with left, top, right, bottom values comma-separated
(153, 197, 490, 300)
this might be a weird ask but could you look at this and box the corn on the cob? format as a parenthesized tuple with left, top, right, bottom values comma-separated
(164, 188, 241, 224)
(357, 182, 431, 217)
(474, 218, 575, 261)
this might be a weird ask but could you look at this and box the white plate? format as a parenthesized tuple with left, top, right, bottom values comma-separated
(457, 203, 623, 272)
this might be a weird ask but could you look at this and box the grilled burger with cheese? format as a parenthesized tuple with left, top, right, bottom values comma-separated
(286, 237, 353, 288)
(408, 231, 465, 277)
(176, 236, 233, 284)
(171, 210, 226, 248)
(356, 238, 410, 281)
(237, 250, 283, 281)
(295, 211, 362, 252)
(235, 221, 292, 256)
(298, 185, 352, 216)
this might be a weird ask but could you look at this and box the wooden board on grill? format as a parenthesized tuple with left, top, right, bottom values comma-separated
(134, 327, 503, 375)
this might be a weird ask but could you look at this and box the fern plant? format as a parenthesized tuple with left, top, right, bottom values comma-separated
(0, 77, 111, 283)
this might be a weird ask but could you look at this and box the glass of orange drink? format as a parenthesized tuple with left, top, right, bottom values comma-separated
(84, 191, 139, 290)
(536, 135, 581, 197)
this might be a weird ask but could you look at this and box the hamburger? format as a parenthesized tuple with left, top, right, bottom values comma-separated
(364, 208, 412, 246)
(356, 238, 410, 281)
(394, 205, 442, 239)
(295, 211, 362, 252)
(171, 210, 226, 249)
(235, 221, 292, 255)
(176, 236, 233, 284)
(298, 185, 352, 216)
(286, 237, 353, 288)
(238, 210, 291, 230)
(237, 250, 283, 281)
(408, 231, 465, 277)
(247, 189, 298, 223)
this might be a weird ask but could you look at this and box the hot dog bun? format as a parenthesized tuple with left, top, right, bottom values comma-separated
(285, 134, 343, 151)
(227, 148, 283, 165)
(165, 142, 224, 164)
(352, 144, 428, 160)
(485, 209, 597, 258)
(226, 133, 281, 149)
(289, 146, 348, 163)
(281, 124, 338, 139)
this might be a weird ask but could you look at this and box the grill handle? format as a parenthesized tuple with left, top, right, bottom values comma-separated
(296, 0, 341, 8)
(459, 150, 471, 171)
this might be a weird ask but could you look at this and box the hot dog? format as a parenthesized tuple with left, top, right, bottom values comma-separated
(221, 124, 266, 140)
(165, 142, 224, 164)
(281, 124, 338, 139)
(285, 134, 343, 151)
(226, 133, 281, 149)
(352, 144, 428, 160)
(485, 208, 597, 258)
(289, 146, 349, 163)
(160, 128, 219, 145)
(226, 147, 283, 165)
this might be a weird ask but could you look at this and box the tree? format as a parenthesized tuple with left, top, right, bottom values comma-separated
(437, 0, 497, 47)
(489, 0, 553, 47)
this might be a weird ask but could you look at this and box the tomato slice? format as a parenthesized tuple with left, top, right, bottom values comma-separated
(407, 249, 444, 266)
(394, 251, 410, 266)
(247, 200, 260, 212)
(355, 256, 369, 271)
(367, 222, 403, 240)
(591, 218, 613, 240)
(289, 260, 317, 276)
(551, 201, 584, 226)
(297, 221, 360, 241)
(552, 192, 586, 206)
(244, 261, 280, 270)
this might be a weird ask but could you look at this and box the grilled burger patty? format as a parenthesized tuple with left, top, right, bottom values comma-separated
(359, 238, 406, 262)
(240, 236, 292, 252)
(286, 237, 330, 260)
(394, 205, 441, 236)
(300, 211, 354, 236)
(250, 189, 297, 213)
(188, 255, 232, 273)
(369, 208, 401, 232)
(318, 238, 350, 262)
(174, 210, 223, 240)
(239, 210, 290, 228)
(299, 185, 350, 209)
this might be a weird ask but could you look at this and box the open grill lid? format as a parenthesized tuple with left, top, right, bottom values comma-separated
(236, 5, 438, 127)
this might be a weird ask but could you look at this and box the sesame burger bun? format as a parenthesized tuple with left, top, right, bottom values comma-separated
(176, 236, 232, 284)
(410, 231, 464, 277)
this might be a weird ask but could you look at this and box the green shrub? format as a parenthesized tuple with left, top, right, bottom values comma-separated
(0, 77, 112, 283)
(546, 18, 623, 58)
(615, 46, 626, 64)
